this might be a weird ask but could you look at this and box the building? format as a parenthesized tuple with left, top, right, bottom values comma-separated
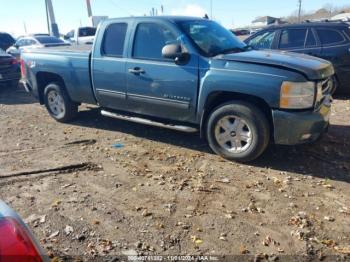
(251, 16, 284, 28)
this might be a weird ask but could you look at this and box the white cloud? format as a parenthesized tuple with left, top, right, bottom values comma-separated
(171, 4, 207, 18)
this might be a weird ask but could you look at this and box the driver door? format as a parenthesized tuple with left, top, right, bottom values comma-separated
(126, 22, 199, 122)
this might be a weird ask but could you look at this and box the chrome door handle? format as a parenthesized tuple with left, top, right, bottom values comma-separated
(128, 67, 145, 75)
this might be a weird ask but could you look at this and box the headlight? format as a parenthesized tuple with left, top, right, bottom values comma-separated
(280, 81, 315, 109)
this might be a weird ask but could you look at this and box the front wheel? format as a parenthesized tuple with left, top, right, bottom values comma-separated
(43, 82, 78, 123)
(206, 101, 270, 162)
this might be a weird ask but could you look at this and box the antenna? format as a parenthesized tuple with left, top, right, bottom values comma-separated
(23, 21, 28, 34)
(298, 0, 302, 22)
(210, 0, 213, 19)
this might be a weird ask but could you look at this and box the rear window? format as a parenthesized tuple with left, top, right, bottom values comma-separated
(279, 29, 307, 49)
(102, 23, 128, 57)
(344, 27, 350, 39)
(36, 36, 64, 44)
(305, 30, 317, 47)
(78, 27, 96, 37)
(316, 29, 345, 45)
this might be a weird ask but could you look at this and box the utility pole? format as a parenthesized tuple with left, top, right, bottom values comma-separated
(86, 0, 93, 17)
(45, 0, 60, 37)
(298, 0, 302, 22)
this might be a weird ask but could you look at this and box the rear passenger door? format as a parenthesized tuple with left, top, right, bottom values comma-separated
(92, 22, 129, 111)
(278, 28, 321, 57)
(316, 27, 350, 88)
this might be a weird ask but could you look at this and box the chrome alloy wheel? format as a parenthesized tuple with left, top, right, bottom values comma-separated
(47, 90, 65, 118)
(214, 115, 253, 154)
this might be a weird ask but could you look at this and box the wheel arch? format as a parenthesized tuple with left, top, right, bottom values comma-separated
(36, 72, 69, 105)
(200, 91, 274, 140)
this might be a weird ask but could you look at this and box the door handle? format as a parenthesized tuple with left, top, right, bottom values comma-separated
(128, 67, 145, 75)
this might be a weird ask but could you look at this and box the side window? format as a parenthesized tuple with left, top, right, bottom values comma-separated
(28, 39, 37, 45)
(279, 29, 307, 49)
(248, 31, 276, 49)
(18, 39, 30, 47)
(66, 30, 74, 38)
(16, 39, 25, 47)
(133, 23, 177, 60)
(305, 30, 317, 47)
(317, 29, 345, 45)
(102, 23, 128, 57)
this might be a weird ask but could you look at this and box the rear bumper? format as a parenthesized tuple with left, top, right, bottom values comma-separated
(20, 79, 32, 92)
(273, 96, 331, 145)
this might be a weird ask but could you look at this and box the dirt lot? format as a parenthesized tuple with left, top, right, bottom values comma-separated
(0, 86, 349, 261)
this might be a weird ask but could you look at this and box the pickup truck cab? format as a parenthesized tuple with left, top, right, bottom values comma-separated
(21, 16, 334, 162)
(64, 27, 96, 45)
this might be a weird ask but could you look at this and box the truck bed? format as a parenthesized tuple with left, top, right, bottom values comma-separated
(23, 44, 91, 57)
(23, 44, 96, 105)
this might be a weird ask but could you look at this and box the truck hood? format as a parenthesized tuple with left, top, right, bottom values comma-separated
(215, 50, 334, 80)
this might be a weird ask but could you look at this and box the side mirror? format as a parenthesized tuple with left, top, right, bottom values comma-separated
(162, 44, 190, 65)
(63, 35, 70, 40)
(13, 44, 19, 49)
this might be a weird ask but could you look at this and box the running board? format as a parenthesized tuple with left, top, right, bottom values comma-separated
(101, 110, 198, 133)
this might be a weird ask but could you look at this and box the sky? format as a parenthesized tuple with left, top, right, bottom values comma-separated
(0, 0, 349, 37)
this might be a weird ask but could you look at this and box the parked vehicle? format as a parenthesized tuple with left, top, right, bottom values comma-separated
(0, 32, 15, 52)
(244, 22, 350, 94)
(0, 49, 20, 88)
(7, 35, 70, 59)
(0, 200, 47, 261)
(21, 17, 334, 162)
(232, 29, 251, 36)
(64, 27, 96, 45)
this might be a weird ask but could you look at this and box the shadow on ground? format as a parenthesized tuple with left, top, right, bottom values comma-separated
(0, 84, 36, 105)
(71, 107, 350, 183)
(2, 86, 349, 182)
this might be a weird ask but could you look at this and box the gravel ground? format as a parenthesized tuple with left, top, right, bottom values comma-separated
(0, 85, 349, 261)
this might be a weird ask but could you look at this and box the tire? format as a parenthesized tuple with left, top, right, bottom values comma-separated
(43, 82, 78, 123)
(206, 101, 270, 162)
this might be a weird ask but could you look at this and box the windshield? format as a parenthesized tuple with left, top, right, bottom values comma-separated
(36, 36, 65, 44)
(177, 20, 247, 57)
(78, 27, 96, 37)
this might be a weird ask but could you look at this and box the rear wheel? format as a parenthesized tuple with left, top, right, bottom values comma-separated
(206, 101, 270, 162)
(43, 82, 78, 122)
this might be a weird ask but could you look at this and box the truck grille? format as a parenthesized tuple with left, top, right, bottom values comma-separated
(319, 77, 333, 95)
(315, 77, 334, 110)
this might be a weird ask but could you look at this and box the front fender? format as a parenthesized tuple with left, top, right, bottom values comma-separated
(196, 62, 305, 122)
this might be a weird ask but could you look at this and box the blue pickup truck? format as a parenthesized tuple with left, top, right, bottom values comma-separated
(21, 16, 335, 162)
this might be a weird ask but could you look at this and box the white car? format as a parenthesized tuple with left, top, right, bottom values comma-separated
(7, 35, 70, 59)
(64, 27, 96, 45)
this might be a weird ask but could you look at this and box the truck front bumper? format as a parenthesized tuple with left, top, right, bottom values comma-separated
(272, 96, 331, 145)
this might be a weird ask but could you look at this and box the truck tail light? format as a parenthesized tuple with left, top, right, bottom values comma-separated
(20, 59, 26, 79)
(0, 217, 42, 262)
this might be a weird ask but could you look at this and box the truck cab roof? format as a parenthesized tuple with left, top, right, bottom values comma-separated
(105, 16, 207, 23)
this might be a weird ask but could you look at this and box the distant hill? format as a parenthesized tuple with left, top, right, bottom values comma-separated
(286, 5, 350, 23)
